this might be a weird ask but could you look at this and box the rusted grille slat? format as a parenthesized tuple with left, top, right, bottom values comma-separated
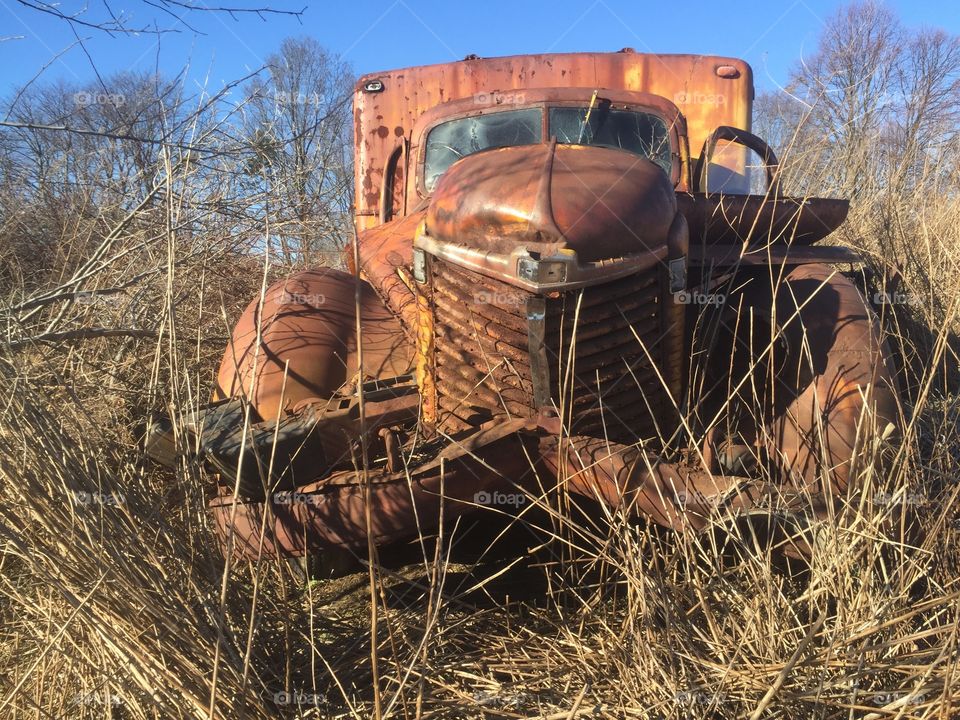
(436, 355, 530, 390)
(435, 324, 530, 364)
(437, 394, 530, 425)
(435, 365, 532, 407)
(559, 364, 660, 399)
(552, 311, 660, 343)
(435, 344, 535, 383)
(435, 397, 484, 432)
(561, 347, 654, 379)
(544, 267, 668, 444)
(432, 257, 537, 431)
(561, 272, 659, 311)
(551, 318, 661, 361)
(550, 290, 660, 326)
(433, 295, 530, 348)
(432, 266, 530, 333)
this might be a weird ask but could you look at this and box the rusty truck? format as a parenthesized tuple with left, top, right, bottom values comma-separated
(147, 50, 899, 560)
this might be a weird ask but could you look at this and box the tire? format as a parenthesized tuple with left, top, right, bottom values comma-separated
(691, 262, 900, 494)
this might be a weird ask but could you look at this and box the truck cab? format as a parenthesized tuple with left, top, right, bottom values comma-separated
(354, 50, 755, 227)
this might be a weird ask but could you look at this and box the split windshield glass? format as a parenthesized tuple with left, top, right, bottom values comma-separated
(424, 108, 542, 192)
(549, 106, 672, 175)
(423, 104, 672, 192)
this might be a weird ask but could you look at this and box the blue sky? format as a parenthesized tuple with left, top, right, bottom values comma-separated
(1, 0, 958, 99)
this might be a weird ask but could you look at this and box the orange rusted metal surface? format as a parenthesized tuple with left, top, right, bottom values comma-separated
(354, 208, 423, 332)
(143, 50, 904, 563)
(677, 194, 850, 247)
(411, 139, 687, 439)
(209, 423, 537, 557)
(760, 264, 899, 493)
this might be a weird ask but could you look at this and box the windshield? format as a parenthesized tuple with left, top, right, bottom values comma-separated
(549, 106, 671, 175)
(422, 104, 673, 193)
(424, 108, 542, 192)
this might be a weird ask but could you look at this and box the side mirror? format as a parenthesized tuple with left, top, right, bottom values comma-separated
(693, 126, 780, 196)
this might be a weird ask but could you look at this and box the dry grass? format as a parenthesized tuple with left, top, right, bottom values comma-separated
(1, 180, 959, 719)
(2, 30, 960, 720)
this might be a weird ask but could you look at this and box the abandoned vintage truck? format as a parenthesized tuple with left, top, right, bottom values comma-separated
(148, 51, 899, 559)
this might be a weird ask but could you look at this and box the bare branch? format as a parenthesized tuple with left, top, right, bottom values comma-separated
(155, 0, 306, 21)
(13, 0, 177, 35)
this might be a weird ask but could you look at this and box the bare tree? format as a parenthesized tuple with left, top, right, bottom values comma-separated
(754, 0, 960, 391)
(242, 37, 354, 266)
(885, 28, 960, 193)
(786, 1, 902, 197)
(757, 1, 960, 201)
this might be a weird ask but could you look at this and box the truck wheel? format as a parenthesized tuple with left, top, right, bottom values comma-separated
(692, 262, 901, 496)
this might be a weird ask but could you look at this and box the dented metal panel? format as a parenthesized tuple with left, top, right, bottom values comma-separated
(423, 141, 677, 263)
(677, 193, 850, 247)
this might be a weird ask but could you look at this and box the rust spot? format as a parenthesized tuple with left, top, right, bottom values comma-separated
(376, 125, 390, 139)
(394, 126, 404, 137)
(426, 142, 674, 261)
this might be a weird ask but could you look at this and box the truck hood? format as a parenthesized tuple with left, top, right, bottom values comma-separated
(425, 142, 676, 262)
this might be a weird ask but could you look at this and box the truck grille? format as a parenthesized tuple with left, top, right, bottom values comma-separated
(545, 271, 667, 443)
(430, 259, 536, 430)
(429, 257, 671, 445)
